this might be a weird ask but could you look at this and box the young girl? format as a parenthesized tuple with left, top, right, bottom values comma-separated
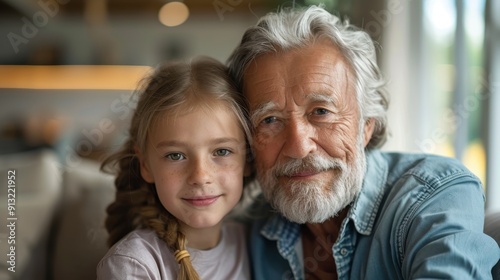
(97, 57, 252, 280)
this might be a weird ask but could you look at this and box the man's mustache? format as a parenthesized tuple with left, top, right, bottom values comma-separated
(273, 155, 346, 177)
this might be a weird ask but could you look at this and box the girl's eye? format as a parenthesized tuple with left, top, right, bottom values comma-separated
(166, 153, 185, 161)
(214, 149, 231, 157)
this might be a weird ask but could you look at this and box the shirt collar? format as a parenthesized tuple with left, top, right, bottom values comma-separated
(261, 213, 301, 256)
(348, 149, 388, 235)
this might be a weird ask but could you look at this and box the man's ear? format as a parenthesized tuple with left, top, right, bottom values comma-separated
(363, 118, 375, 147)
(135, 145, 154, 183)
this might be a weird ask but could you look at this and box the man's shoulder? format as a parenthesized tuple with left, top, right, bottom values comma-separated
(377, 151, 480, 186)
(364, 150, 484, 214)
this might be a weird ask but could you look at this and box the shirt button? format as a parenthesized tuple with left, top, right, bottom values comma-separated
(340, 248, 348, 256)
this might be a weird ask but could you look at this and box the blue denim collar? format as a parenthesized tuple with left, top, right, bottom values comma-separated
(348, 149, 389, 235)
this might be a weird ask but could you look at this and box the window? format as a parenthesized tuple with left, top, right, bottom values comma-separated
(423, 0, 487, 186)
(381, 0, 499, 210)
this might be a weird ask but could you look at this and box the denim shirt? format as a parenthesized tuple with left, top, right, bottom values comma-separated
(249, 150, 500, 280)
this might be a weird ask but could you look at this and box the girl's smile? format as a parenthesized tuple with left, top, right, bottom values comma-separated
(182, 195, 222, 207)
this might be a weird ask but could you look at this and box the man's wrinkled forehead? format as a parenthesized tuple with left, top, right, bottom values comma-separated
(242, 46, 355, 110)
(243, 41, 352, 82)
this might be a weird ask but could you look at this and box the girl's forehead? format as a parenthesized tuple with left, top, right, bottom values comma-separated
(168, 98, 234, 118)
(150, 99, 239, 130)
(147, 101, 246, 144)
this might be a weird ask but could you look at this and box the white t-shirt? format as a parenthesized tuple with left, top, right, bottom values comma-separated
(97, 222, 251, 280)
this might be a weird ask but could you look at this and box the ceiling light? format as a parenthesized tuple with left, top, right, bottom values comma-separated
(158, 2, 189, 27)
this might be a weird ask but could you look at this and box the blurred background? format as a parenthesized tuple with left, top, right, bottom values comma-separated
(0, 0, 499, 278)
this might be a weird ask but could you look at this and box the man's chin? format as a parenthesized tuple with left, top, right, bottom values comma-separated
(280, 204, 348, 223)
(282, 213, 332, 224)
(267, 187, 358, 224)
(269, 196, 340, 224)
(258, 168, 362, 223)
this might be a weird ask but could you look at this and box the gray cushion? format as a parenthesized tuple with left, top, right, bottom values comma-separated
(0, 149, 62, 280)
(485, 210, 500, 279)
(52, 158, 114, 280)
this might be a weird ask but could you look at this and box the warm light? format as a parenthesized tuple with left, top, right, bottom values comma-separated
(0, 65, 152, 90)
(158, 2, 189, 27)
(463, 140, 487, 187)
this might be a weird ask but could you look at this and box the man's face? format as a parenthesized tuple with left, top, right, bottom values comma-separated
(243, 40, 374, 223)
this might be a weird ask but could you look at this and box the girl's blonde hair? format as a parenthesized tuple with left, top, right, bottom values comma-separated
(102, 57, 252, 280)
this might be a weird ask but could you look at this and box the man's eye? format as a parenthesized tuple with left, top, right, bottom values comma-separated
(166, 153, 185, 161)
(214, 149, 231, 157)
(262, 116, 277, 124)
(313, 108, 330, 115)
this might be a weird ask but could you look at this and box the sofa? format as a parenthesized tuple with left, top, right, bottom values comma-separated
(485, 210, 500, 279)
(0, 148, 499, 279)
(0, 148, 114, 280)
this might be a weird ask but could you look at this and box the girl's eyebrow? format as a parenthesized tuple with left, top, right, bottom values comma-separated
(155, 137, 241, 149)
(155, 140, 184, 149)
(210, 137, 242, 145)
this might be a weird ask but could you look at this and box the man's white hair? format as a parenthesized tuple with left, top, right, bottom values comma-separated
(227, 5, 389, 149)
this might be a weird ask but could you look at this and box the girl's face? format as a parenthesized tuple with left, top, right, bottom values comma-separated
(139, 101, 248, 235)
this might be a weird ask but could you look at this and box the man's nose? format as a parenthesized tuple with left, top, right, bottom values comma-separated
(282, 118, 317, 159)
(187, 158, 213, 186)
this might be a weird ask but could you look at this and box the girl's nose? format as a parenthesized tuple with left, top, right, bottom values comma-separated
(187, 158, 213, 186)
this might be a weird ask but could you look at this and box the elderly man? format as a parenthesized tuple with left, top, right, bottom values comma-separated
(227, 5, 500, 280)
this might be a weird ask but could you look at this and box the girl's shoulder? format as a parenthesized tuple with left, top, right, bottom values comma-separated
(118, 228, 157, 246)
(101, 228, 166, 261)
(97, 228, 177, 279)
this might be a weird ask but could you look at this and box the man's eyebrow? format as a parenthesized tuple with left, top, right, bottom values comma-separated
(306, 93, 336, 104)
(249, 94, 337, 123)
(250, 101, 278, 125)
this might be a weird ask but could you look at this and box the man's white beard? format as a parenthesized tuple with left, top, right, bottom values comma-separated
(256, 128, 367, 224)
